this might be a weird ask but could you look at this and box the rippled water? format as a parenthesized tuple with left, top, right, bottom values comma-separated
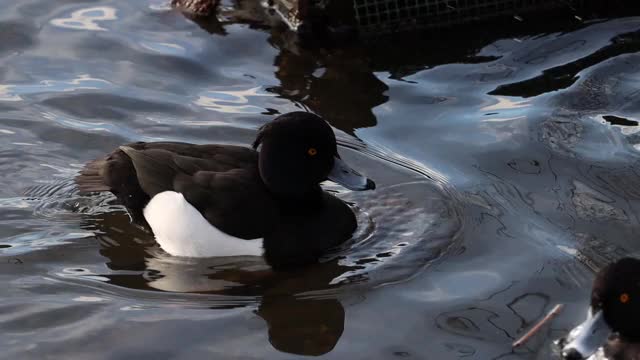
(2, 0, 640, 358)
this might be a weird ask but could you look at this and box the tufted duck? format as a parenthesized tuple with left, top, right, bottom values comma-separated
(76, 112, 375, 270)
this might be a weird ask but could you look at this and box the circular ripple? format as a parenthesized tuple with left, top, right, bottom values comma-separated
(329, 180, 463, 287)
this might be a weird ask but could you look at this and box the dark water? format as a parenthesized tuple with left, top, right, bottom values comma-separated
(2, 0, 640, 358)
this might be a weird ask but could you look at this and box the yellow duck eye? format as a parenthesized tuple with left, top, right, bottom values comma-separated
(308, 148, 318, 156)
(620, 293, 630, 303)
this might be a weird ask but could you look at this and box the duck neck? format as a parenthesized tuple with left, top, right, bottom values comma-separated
(273, 186, 324, 214)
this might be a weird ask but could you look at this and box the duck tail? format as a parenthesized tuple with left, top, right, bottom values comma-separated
(75, 158, 111, 194)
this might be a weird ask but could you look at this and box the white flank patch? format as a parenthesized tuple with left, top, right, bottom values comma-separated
(143, 191, 263, 257)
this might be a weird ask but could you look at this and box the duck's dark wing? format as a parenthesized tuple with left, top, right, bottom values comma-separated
(76, 141, 257, 193)
(75, 142, 274, 238)
(176, 168, 277, 239)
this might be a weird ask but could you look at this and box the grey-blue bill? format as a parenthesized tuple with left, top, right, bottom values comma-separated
(328, 157, 375, 191)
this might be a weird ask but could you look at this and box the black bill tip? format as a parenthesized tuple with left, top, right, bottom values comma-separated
(365, 178, 376, 190)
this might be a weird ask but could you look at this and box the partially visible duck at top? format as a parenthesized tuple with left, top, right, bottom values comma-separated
(171, 0, 219, 16)
(76, 112, 374, 270)
(561, 257, 640, 360)
(170, 0, 276, 31)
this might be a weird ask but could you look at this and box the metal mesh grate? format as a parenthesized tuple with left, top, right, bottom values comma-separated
(353, 0, 581, 32)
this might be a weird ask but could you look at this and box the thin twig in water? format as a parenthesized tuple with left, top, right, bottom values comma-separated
(512, 304, 564, 348)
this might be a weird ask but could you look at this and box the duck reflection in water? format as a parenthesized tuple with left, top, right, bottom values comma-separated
(87, 210, 352, 356)
(169, 0, 614, 136)
(170, 0, 389, 134)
